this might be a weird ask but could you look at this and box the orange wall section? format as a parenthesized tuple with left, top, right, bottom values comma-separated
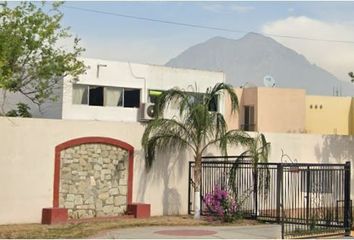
(256, 88, 306, 133)
(225, 87, 354, 135)
(225, 87, 306, 133)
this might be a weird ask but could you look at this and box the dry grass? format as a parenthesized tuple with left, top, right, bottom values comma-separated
(0, 216, 258, 239)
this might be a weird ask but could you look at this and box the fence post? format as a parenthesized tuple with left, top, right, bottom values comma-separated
(276, 164, 283, 224)
(188, 161, 192, 215)
(344, 161, 351, 236)
(253, 167, 258, 219)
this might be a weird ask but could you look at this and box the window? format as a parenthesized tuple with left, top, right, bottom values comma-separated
(148, 90, 163, 104)
(72, 84, 140, 108)
(89, 86, 104, 106)
(186, 93, 219, 112)
(104, 87, 123, 107)
(124, 88, 140, 108)
(243, 105, 255, 131)
(208, 95, 218, 112)
(72, 84, 88, 104)
(147, 90, 218, 112)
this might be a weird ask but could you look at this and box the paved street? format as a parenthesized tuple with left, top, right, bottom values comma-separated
(92, 224, 282, 239)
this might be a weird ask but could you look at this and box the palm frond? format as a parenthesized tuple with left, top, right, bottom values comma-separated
(227, 133, 271, 200)
(142, 83, 247, 174)
(142, 118, 195, 170)
(205, 83, 239, 113)
(218, 130, 253, 156)
(228, 150, 251, 198)
(155, 88, 191, 118)
(258, 133, 271, 163)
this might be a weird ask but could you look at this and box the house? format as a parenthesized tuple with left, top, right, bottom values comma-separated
(224, 86, 354, 135)
(1, 58, 225, 122)
(61, 58, 225, 122)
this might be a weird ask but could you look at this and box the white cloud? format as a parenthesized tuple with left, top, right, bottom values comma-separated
(262, 16, 354, 81)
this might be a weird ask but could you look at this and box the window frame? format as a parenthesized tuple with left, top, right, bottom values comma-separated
(72, 83, 141, 108)
(243, 105, 255, 131)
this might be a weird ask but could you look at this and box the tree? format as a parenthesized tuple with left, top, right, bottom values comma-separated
(142, 83, 252, 219)
(0, 1, 86, 112)
(6, 102, 32, 117)
(349, 72, 354, 83)
(229, 133, 271, 217)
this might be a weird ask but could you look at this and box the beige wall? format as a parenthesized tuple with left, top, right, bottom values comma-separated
(0, 117, 209, 224)
(306, 96, 354, 135)
(0, 117, 354, 224)
(225, 87, 306, 133)
(224, 88, 258, 130)
(257, 88, 306, 133)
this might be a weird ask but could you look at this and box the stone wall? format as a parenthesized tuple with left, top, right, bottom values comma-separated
(59, 143, 128, 219)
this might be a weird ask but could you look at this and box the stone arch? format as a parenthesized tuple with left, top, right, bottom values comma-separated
(53, 137, 134, 219)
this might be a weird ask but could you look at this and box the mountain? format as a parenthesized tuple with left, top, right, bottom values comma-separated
(166, 33, 354, 96)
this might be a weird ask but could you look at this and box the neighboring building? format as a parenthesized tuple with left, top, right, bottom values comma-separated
(225, 87, 306, 133)
(4, 58, 352, 135)
(305, 96, 354, 135)
(225, 87, 354, 135)
(2, 58, 225, 121)
(61, 58, 225, 122)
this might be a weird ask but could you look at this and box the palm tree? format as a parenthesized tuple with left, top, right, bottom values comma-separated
(229, 133, 271, 217)
(142, 83, 252, 219)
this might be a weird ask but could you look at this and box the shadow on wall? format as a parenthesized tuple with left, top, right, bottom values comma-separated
(136, 148, 186, 215)
(314, 135, 354, 164)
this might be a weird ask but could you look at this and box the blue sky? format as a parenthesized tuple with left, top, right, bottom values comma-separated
(20, 1, 354, 81)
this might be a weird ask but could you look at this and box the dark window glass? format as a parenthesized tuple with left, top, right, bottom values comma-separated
(124, 89, 140, 108)
(89, 86, 104, 106)
(208, 95, 218, 112)
(243, 106, 255, 131)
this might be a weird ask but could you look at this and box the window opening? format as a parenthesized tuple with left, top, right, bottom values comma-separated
(72, 85, 88, 104)
(89, 86, 104, 106)
(124, 88, 140, 108)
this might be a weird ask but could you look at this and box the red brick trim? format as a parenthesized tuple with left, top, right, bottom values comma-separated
(42, 208, 68, 224)
(53, 137, 134, 208)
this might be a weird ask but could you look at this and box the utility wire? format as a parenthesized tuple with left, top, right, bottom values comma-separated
(63, 5, 354, 44)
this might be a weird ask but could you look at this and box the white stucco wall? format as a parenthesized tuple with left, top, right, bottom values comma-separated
(62, 58, 225, 122)
(0, 117, 353, 224)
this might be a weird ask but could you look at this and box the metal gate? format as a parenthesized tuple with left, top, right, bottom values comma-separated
(280, 163, 351, 238)
(188, 157, 351, 238)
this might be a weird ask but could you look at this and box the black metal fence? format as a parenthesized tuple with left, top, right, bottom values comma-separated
(188, 156, 351, 238)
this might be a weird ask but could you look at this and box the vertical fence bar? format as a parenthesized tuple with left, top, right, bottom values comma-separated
(344, 161, 351, 236)
(254, 167, 258, 219)
(188, 161, 192, 215)
(280, 164, 285, 239)
(306, 166, 310, 225)
(276, 164, 282, 223)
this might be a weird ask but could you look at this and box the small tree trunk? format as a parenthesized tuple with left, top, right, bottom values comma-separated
(194, 154, 202, 219)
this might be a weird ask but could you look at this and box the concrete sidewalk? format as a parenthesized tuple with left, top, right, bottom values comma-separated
(92, 224, 281, 239)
